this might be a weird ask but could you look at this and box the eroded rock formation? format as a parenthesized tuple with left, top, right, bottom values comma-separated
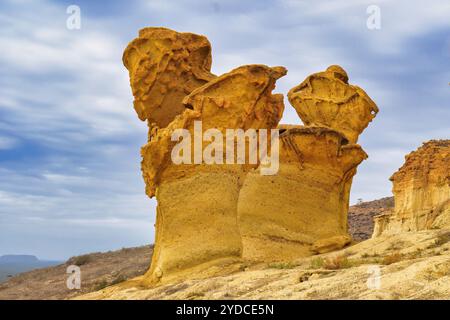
(123, 27, 216, 127)
(287, 65, 378, 144)
(238, 67, 377, 261)
(141, 65, 286, 284)
(124, 27, 287, 284)
(123, 27, 378, 284)
(373, 140, 450, 237)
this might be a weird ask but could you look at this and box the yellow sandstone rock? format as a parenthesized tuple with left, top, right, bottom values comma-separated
(238, 126, 366, 261)
(123, 27, 215, 127)
(140, 64, 286, 284)
(373, 140, 450, 237)
(238, 66, 377, 261)
(287, 65, 378, 144)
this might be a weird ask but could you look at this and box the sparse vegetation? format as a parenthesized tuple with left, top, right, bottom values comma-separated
(310, 257, 324, 269)
(110, 274, 127, 286)
(186, 291, 205, 299)
(408, 248, 422, 259)
(323, 255, 352, 270)
(361, 252, 380, 258)
(70, 254, 92, 266)
(387, 241, 405, 251)
(382, 251, 403, 265)
(93, 279, 109, 291)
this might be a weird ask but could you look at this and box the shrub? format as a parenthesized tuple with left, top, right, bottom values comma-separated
(310, 257, 324, 269)
(382, 251, 402, 265)
(93, 279, 109, 291)
(435, 231, 450, 246)
(110, 274, 127, 285)
(70, 254, 91, 266)
(323, 255, 352, 270)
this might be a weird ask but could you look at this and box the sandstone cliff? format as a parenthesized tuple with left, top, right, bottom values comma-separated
(373, 140, 450, 237)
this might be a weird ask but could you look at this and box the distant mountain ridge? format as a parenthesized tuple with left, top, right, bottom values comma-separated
(348, 197, 394, 241)
(0, 255, 62, 283)
(0, 255, 39, 264)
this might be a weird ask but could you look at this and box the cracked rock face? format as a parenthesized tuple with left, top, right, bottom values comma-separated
(373, 140, 450, 237)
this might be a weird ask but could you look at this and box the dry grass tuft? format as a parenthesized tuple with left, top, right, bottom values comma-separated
(382, 251, 403, 265)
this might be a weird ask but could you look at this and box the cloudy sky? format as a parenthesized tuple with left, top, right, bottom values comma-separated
(0, 0, 449, 260)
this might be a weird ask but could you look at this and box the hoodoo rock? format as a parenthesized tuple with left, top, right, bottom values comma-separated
(373, 140, 450, 237)
(123, 27, 379, 285)
(238, 66, 377, 261)
(238, 126, 366, 261)
(125, 27, 287, 285)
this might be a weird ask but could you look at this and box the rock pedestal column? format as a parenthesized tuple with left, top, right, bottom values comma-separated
(137, 64, 286, 284)
(238, 66, 378, 261)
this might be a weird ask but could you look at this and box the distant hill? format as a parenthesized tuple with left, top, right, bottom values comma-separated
(348, 197, 394, 241)
(0, 246, 153, 299)
(0, 255, 62, 283)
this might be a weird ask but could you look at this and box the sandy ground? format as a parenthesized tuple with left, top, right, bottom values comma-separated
(78, 229, 450, 300)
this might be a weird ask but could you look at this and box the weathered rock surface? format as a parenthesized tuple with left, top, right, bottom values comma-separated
(287, 65, 378, 144)
(123, 27, 216, 127)
(123, 27, 379, 285)
(238, 126, 366, 261)
(238, 66, 377, 262)
(138, 63, 286, 284)
(373, 140, 450, 237)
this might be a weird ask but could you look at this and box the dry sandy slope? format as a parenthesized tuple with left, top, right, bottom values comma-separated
(79, 229, 450, 300)
(0, 246, 153, 300)
(0, 199, 391, 300)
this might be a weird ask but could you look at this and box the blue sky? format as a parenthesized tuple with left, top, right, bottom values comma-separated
(0, 0, 449, 260)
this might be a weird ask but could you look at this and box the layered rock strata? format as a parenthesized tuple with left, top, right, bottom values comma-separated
(238, 66, 378, 261)
(373, 140, 450, 237)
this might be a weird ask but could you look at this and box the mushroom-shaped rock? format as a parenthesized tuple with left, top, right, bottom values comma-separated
(287, 65, 378, 143)
(238, 126, 367, 262)
(141, 64, 286, 284)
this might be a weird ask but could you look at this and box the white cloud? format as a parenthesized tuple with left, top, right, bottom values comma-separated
(0, 0, 146, 148)
(0, 136, 18, 149)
